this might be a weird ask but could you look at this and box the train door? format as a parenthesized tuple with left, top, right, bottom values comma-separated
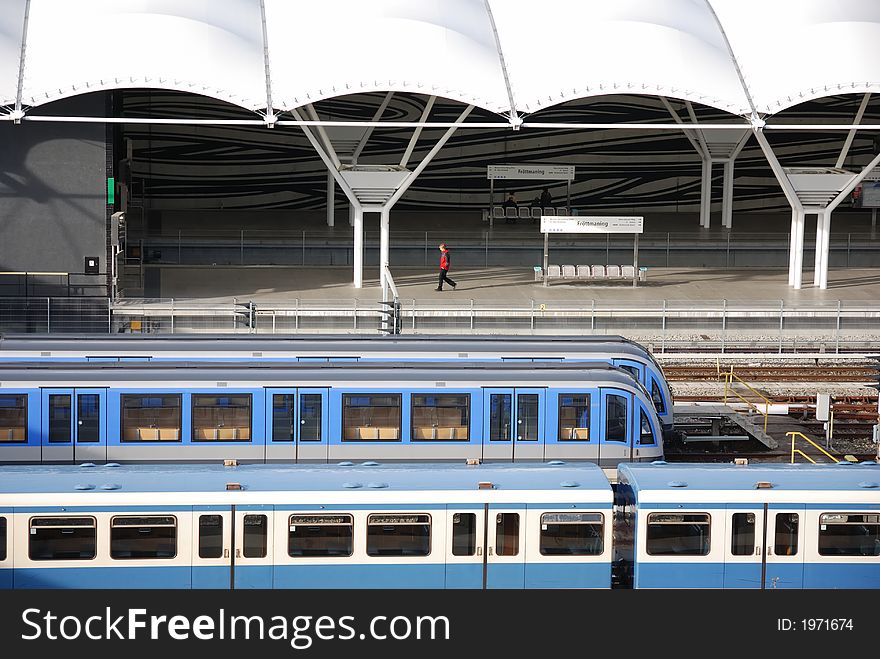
(764, 505, 806, 589)
(40, 388, 107, 462)
(482, 388, 545, 461)
(722, 505, 765, 588)
(444, 506, 486, 588)
(265, 388, 329, 462)
(486, 506, 527, 588)
(598, 390, 632, 467)
(232, 506, 274, 588)
(0, 509, 10, 589)
(191, 507, 233, 589)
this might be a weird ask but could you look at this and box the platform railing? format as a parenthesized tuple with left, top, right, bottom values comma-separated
(786, 431, 840, 464)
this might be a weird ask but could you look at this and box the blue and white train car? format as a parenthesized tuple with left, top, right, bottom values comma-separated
(0, 334, 675, 432)
(615, 462, 880, 589)
(0, 462, 613, 589)
(0, 360, 664, 466)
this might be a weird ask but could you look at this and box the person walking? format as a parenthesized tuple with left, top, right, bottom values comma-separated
(436, 243, 457, 291)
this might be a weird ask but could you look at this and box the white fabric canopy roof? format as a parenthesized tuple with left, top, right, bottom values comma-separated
(2, 0, 880, 119)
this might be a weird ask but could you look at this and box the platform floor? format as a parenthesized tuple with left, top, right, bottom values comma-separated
(153, 265, 880, 304)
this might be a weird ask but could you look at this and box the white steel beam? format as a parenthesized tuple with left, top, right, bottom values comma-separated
(835, 93, 871, 169)
(14, 0, 31, 117)
(659, 97, 703, 156)
(700, 157, 712, 228)
(326, 171, 335, 228)
(353, 207, 364, 289)
(351, 91, 394, 165)
(380, 207, 390, 299)
(305, 104, 341, 170)
(400, 95, 436, 168)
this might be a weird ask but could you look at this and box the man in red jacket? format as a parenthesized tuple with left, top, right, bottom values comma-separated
(436, 243, 457, 291)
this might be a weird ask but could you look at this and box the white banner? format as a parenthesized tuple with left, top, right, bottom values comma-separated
(487, 164, 575, 180)
(541, 216, 644, 234)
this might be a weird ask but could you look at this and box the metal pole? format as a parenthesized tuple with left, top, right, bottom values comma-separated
(779, 300, 784, 353)
(46, 297, 50, 333)
(700, 157, 712, 228)
(380, 208, 390, 301)
(353, 207, 364, 288)
(661, 299, 667, 352)
(721, 298, 727, 353)
(326, 170, 335, 227)
(847, 232, 850, 267)
(240, 229, 244, 265)
(489, 179, 494, 228)
(485, 231, 489, 268)
(543, 233, 549, 287)
(605, 233, 609, 264)
(632, 233, 639, 288)
(726, 231, 731, 267)
(178, 229, 181, 264)
(872, 208, 877, 232)
(666, 232, 670, 267)
(835, 300, 841, 354)
(170, 298, 174, 334)
(591, 299, 595, 334)
(302, 230, 306, 265)
(424, 231, 428, 267)
(566, 180, 571, 211)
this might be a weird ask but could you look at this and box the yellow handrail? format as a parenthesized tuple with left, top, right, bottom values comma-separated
(787, 431, 839, 464)
(792, 449, 817, 464)
(722, 367, 771, 433)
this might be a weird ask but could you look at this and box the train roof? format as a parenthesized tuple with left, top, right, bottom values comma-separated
(0, 333, 656, 362)
(0, 359, 645, 388)
(618, 462, 880, 502)
(0, 462, 612, 498)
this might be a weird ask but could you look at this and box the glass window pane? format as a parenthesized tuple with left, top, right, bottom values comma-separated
(605, 394, 628, 443)
(288, 514, 353, 557)
(639, 410, 656, 446)
(48, 394, 72, 443)
(540, 512, 604, 556)
(0, 517, 6, 561)
(451, 513, 476, 556)
(516, 394, 538, 441)
(646, 513, 711, 556)
(77, 393, 100, 443)
(0, 395, 27, 442)
(243, 514, 267, 558)
(192, 394, 252, 442)
(272, 394, 295, 442)
(299, 394, 323, 442)
(29, 517, 96, 560)
(558, 394, 590, 441)
(774, 513, 799, 556)
(489, 394, 511, 441)
(342, 394, 401, 441)
(411, 394, 470, 441)
(731, 512, 756, 556)
(495, 513, 519, 556)
(110, 516, 177, 560)
(198, 515, 223, 559)
(121, 394, 181, 442)
(619, 364, 640, 380)
(818, 513, 880, 557)
(651, 379, 666, 415)
(366, 514, 430, 557)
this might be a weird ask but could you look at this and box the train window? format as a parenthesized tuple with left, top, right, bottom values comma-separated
(198, 515, 223, 559)
(412, 394, 470, 441)
(192, 394, 252, 442)
(488, 394, 511, 441)
(272, 394, 295, 441)
(366, 514, 431, 557)
(731, 513, 756, 556)
(28, 517, 96, 561)
(0, 517, 6, 561)
(540, 512, 604, 556)
(48, 394, 72, 443)
(243, 514, 268, 558)
(288, 514, 353, 557)
(110, 516, 177, 560)
(818, 513, 880, 557)
(342, 394, 401, 441)
(650, 379, 666, 415)
(517, 394, 539, 441)
(646, 513, 711, 556)
(639, 409, 656, 446)
(605, 394, 628, 443)
(451, 513, 476, 556)
(774, 513, 799, 556)
(121, 394, 182, 442)
(495, 513, 519, 556)
(558, 394, 590, 441)
(300, 394, 323, 442)
(77, 394, 100, 443)
(619, 365, 640, 380)
(0, 395, 26, 442)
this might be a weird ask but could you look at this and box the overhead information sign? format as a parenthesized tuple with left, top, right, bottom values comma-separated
(541, 216, 644, 234)
(487, 164, 575, 180)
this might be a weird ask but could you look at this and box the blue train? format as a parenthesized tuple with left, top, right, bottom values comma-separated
(0, 461, 876, 589)
(0, 360, 664, 466)
(0, 334, 675, 432)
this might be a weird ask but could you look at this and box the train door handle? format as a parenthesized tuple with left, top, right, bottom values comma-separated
(767, 546, 773, 555)
(488, 547, 494, 556)
(476, 547, 482, 556)
(77, 420, 83, 425)
(235, 549, 241, 558)
(300, 420, 306, 424)
(223, 549, 229, 559)
(755, 546, 761, 556)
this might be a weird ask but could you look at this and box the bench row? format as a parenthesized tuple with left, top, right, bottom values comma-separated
(536, 265, 647, 280)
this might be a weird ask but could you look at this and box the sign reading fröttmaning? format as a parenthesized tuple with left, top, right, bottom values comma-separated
(540, 216, 644, 234)
(487, 165, 575, 180)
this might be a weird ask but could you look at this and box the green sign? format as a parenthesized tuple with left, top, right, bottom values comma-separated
(107, 177, 115, 205)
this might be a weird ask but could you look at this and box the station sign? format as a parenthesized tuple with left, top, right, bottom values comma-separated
(487, 164, 575, 180)
(540, 216, 644, 234)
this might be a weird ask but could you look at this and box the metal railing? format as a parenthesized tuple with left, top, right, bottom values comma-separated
(722, 367, 771, 433)
(787, 431, 840, 464)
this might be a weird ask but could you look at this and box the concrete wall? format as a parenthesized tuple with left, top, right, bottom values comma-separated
(0, 95, 106, 274)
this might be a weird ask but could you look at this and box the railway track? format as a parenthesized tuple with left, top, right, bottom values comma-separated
(664, 365, 877, 382)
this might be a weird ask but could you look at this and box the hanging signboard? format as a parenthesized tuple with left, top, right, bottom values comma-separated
(541, 216, 644, 234)
(487, 165, 575, 180)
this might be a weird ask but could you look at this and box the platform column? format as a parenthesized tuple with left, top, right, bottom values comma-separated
(792, 210, 805, 290)
(700, 157, 712, 228)
(788, 208, 798, 286)
(326, 171, 335, 227)
(353, 206, 364, 289)
(379, 207, 390, 298)
(813, 210, 831, 290)
(722, 159, 734, 229)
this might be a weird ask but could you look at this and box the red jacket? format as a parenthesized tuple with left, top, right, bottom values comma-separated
(440, 250, 450, 270)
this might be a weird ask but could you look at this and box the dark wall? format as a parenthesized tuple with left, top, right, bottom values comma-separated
(0, 95, 106, 274)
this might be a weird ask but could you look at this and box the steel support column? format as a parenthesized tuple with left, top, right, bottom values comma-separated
(353, 207, 364, 289)
(722, 159, 734, 229)
(380, 207, 390, 299)
(700, 157, 712, 228)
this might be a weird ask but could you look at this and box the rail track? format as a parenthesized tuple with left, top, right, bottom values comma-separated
(664, 365, 877, 382)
